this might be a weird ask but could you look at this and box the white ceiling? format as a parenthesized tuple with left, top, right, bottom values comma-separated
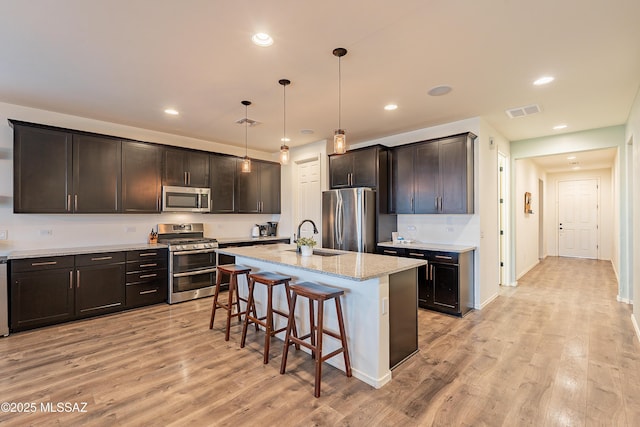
(529, 147, 617, 173)
(1, 1, 639, 162)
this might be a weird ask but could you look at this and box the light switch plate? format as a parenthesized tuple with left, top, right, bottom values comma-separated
(0, 229, 7, 240)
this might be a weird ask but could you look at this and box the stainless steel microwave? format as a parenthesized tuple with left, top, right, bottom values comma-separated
(162, 186, 211, 213)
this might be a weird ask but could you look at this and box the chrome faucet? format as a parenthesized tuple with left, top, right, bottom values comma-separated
(295, 219, 319, 251)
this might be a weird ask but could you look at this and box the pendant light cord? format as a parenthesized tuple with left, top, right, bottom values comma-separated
(283, 84, 286, 142)
(245, 103, 248, 156)
(338, 55, 342, 129)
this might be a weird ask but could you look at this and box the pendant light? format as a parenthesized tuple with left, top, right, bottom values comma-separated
(333, 47, 347, 155)
(241, 100, 252, 173)
(279, 79, 291, 165)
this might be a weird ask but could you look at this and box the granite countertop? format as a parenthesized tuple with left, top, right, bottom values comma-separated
(216, 243, 426, 281)
(217, 236, 291, 245)
(8, 243, 168, 260)
(377, 241, 476, 253)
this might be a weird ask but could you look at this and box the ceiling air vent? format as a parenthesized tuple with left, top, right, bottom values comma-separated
(505, 104, 542, 119)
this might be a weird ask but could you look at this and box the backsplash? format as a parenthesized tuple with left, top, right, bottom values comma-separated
(396, 214, 479, 246)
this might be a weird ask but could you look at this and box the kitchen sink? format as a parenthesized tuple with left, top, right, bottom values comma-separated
(286, 249, 342, 257)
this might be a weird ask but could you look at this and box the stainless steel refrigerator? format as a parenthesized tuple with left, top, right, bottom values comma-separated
(322, 188, 376, 253)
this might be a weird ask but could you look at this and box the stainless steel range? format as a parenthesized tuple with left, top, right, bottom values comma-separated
(158, 223, 218, 304)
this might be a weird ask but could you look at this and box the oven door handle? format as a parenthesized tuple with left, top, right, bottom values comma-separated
(173, 267, 218, 278)
(172, 248, 218, 256)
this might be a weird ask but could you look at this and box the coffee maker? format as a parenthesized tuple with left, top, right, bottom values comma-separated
(266, 221, 278, 236)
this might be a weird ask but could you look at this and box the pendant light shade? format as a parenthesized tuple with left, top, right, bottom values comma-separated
(241, 100, 252, 173)
(333, 47, 347, 155)
(279, 79, 291, 165)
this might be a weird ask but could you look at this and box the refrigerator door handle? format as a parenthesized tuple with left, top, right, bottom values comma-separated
(337, 196, 343, 247)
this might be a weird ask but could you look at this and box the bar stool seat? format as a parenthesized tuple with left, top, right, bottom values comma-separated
(241, 271, 297, 364)
(209, 264, 257, 341)
(280, 281, 352, 398)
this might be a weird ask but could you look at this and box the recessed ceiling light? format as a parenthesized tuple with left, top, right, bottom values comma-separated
(384, 104, 398, 111)
(553, 124, 568, 130)
(252, 33, 273, 47)
(164, 108, 179, 115)
(567, 156, 577, 160)
(281, 137, 290, 142)
(572, 166, 581, 170)
(428, 85, 452, 96)
(300, 129, 314, 135)
(533, 76, 554, 86)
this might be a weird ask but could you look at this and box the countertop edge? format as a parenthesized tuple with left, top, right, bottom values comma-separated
(8, 243, 168, 260)
(377, 241, 476, 253)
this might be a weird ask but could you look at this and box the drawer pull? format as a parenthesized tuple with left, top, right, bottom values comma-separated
(31, 261, 57, 266)
(91, 256, 113, 261)
(408, 252, 426, 257)
(139, 252, 158, 257)
(140, 263, 158, 268)
(383, 250, 398, 255)
(139, 289, 158, 295)
(139, 273, 157, 279)
(435, 255, 453, 260)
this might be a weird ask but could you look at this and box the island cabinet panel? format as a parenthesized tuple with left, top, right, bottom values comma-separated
(122, 141, 162, 213)
(209, 153, 237, 213)
(391, 133, 475, 214)
(10, 256, 75, 331)
(74, 252, 126, 318)
(73, 134, 122, 213)
(163, 147, 210, 187)
(13, 124, 73, 213)
(329, 146, 380, 189)
(235, 159, 281, 214)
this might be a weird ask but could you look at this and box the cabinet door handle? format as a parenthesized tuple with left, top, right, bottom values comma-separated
(409, 252, 425, 257)
(139, 252, 158, 257)
(140, 263, 158, 268)
(435, 197, 438, 209)
(411, 197, 414, 212)
(139, 273, 157, 279)
(91, 256, 113, 261)
(76, 270, 80, 288)
(67, 194, 72, 212)
(31, 261, 57, 266)
(429, 264, 433, 280)
(69, 271, 73, 289)
(435, 255, 453, 260)
(139, 289, 158, 295)
(383, 250, 398, 255)
(74, 194, 78, 211)
(187, 172, 191, 186)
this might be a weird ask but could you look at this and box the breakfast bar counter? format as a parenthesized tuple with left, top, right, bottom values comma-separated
(216, 243, 426, 389)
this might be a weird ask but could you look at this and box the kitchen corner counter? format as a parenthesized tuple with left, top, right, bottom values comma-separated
(8, 243, 168, 260)
(377, 241, 476, 253)
(216, 243, 426, 281)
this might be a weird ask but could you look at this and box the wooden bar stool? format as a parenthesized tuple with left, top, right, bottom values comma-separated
(209, 264, 257, 341)
(241, 272, 297, 364)
(280, 281, 352, 398)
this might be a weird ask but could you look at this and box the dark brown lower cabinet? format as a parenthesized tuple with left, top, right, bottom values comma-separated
(75, 252, 126, 318)
(125, 249, 168, 308)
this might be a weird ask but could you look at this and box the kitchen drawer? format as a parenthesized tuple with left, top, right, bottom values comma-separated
(126, 249, 167, 261)
(76, 252, 125, 266)
(10, 256, 74, 273)
(404, 249, 429, 259)
(428, 252, 458, 264)
(126, 280, 167, 307)
(377, 246, 406, 257)
(126, 258, 167, 272)
(126, 269, 167, 284)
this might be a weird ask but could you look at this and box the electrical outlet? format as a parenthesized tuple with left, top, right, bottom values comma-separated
(0, 229, 7, 240)
(406, 225, 416, 231)
(40, 229, 53, 236)
(125, 226, 137, 233)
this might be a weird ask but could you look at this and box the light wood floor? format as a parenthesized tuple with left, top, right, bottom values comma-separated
(1, 257, 639, 426)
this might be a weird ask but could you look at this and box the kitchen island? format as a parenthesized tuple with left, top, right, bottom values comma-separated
(215, 243, 426, 389)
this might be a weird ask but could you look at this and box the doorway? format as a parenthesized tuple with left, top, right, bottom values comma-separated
(295, 156, 321, 245)
(557, 179, 599, 259)
(498, 152, 508, 285)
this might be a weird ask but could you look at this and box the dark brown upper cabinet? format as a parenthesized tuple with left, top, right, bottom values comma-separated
(392, 133, 475, 214)
(12, 121, 121, 213)
(329, 146, 381, 189)
(163, 147, 210, 187)
(122, 141, 162, 213)
(235, 159, 281, 214)
(209, 153, 237, 213)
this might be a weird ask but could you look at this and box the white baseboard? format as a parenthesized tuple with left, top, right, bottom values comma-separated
(516, 259, 540, 280)
(632, 314, 640, 343)
(478, 292, 499, 309)
(501, 281, 518, 287)
(617, 295, 632, 304)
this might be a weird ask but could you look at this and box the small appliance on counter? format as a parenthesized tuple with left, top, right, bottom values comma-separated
(252, 225, 260, 237)
(266, 221, 278, 236)
(258, 224, 268, 237)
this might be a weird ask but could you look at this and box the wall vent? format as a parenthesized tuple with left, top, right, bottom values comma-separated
(505, 104, 542, 119)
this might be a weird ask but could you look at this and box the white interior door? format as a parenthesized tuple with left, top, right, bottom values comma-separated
(295, 157, 321, 245)
(558, 179, 599, 258)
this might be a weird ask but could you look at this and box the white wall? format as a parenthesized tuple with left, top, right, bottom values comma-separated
(625, 85, 640, 329)
(544, 168, 613, 260)
(514, 158, 545, 278)
(0, 102, 284, 256)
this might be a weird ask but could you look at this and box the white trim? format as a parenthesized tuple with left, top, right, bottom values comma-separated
(516, 259, 540, 280)
(478, 292, 499, 309)
(632, 314, 640, 343)
(617, 295, 632, 304)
